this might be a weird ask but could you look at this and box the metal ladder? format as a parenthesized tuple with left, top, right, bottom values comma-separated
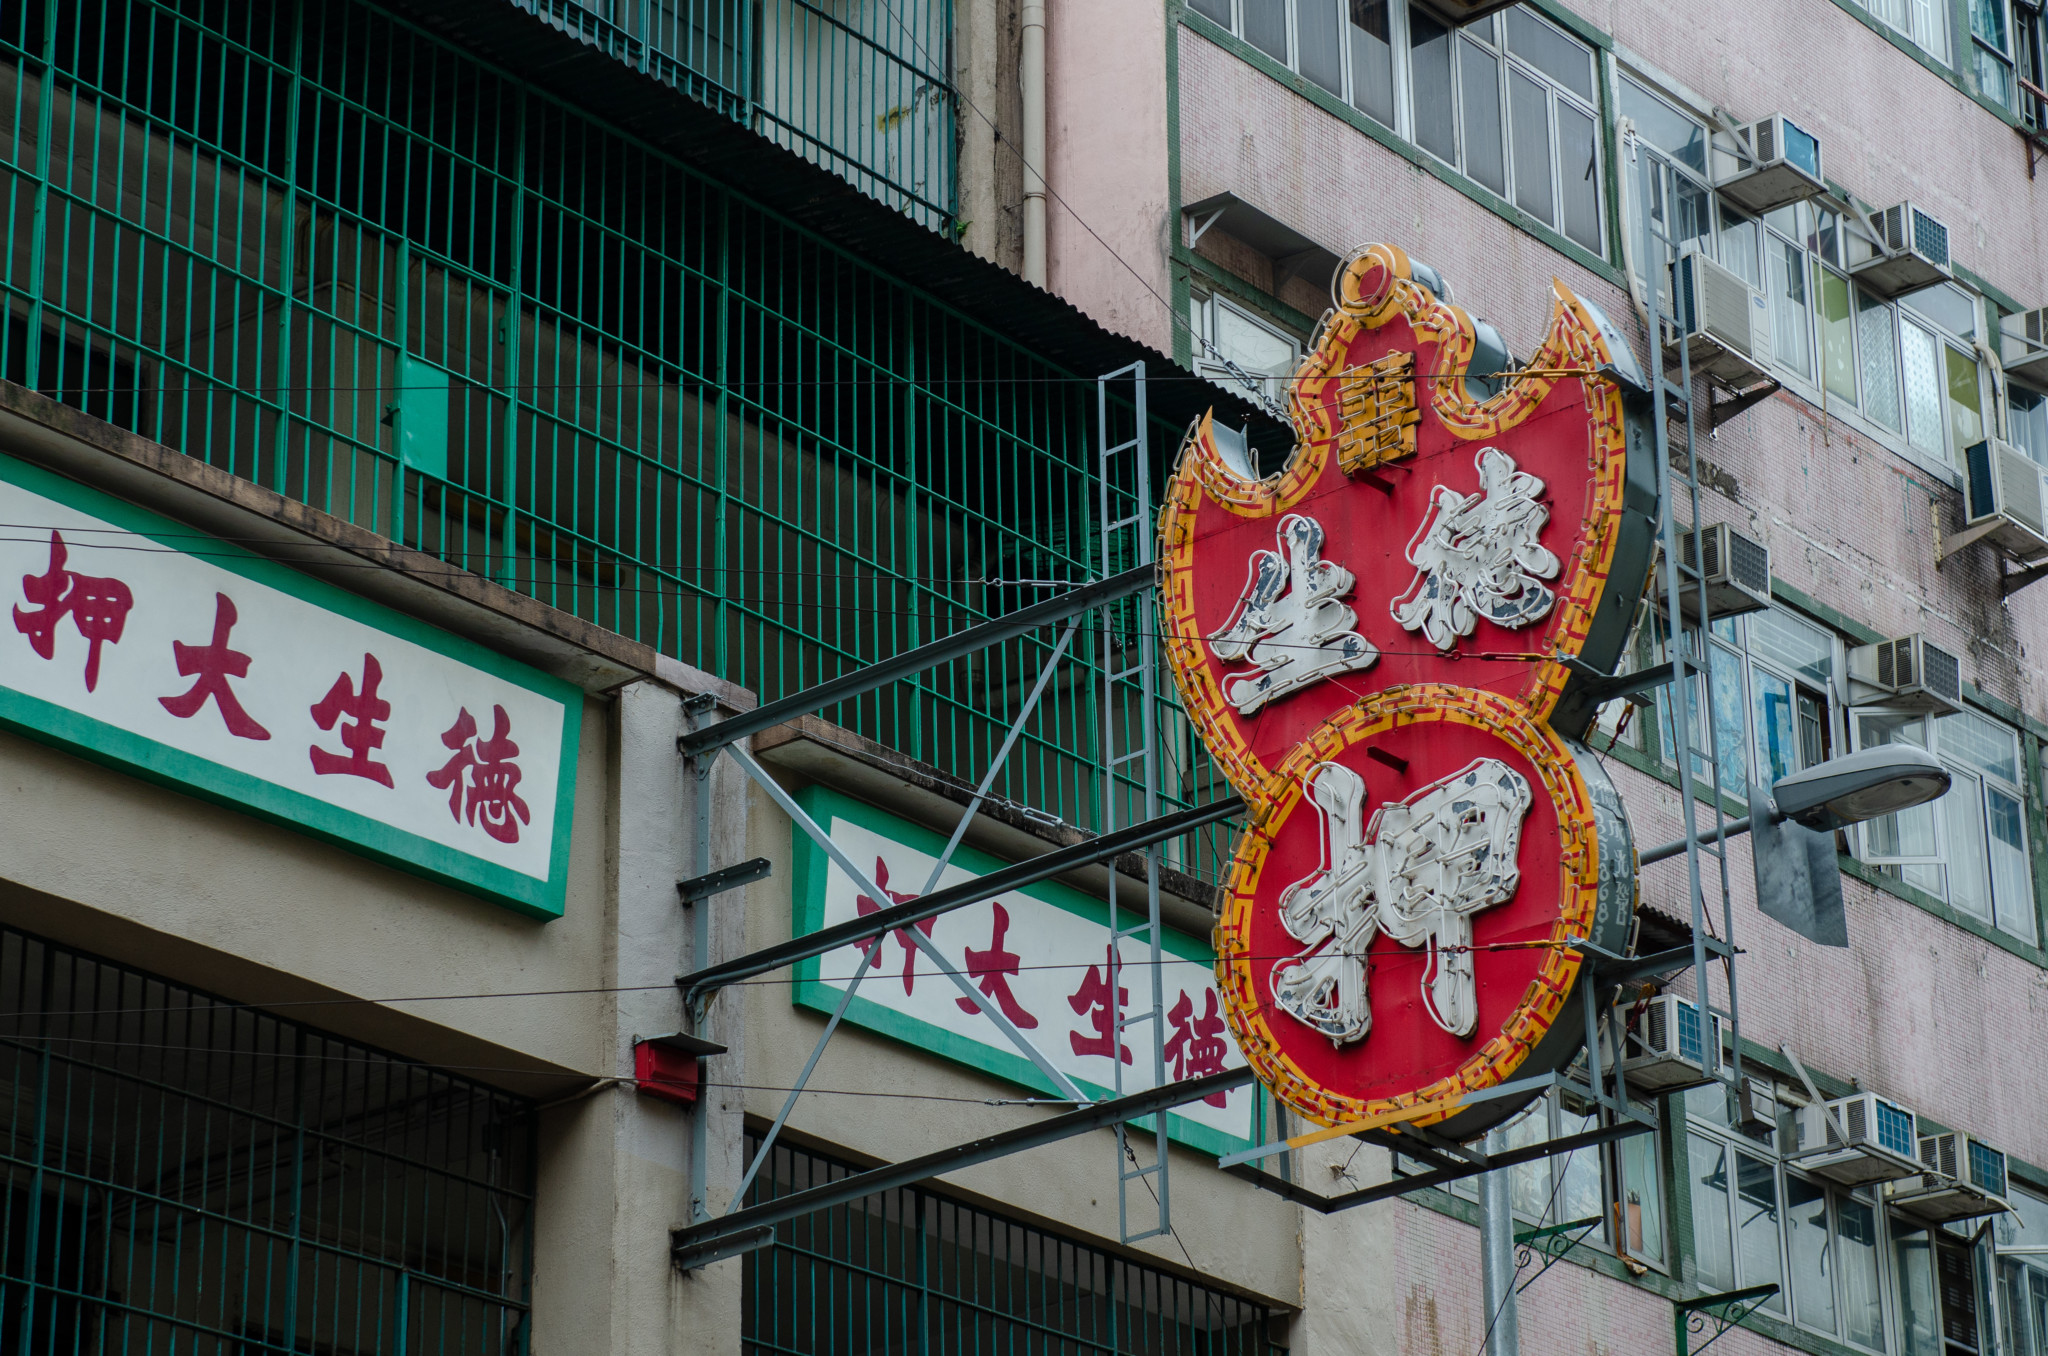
(1096, 361, 1170, 1244)
(1632, 145, 1746, 1091)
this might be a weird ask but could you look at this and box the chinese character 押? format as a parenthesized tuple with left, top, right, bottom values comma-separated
(12, 530, 134, 692)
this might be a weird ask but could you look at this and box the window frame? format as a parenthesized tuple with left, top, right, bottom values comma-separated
(1654, 609, 1843, 803)
(1187, 288, 1305, 413)
(1850, 705, 2038, 943)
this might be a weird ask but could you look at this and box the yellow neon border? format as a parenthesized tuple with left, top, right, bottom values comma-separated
(1157, 242, 1632, 794)
(1213, 684, 1601, 1130)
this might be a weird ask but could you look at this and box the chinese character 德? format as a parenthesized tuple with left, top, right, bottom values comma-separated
(12, 530, 134, 692)
(1164, 988, 1231, 1106)
(1335, 350, 1419, 475)
(1207, 512, 1378, 715)
(159, 593, 271, 740)
(426, 704, 530, 844)
(850, 857, 936, 995)
(309, 653, 394, 787)
(954, 902, 1037, 1028)
(1391, 446, 1559, 652)
(1067, 944, 1133, 1065)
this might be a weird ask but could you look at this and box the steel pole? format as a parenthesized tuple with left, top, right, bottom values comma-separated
(1479, 1124, 1520, 1356)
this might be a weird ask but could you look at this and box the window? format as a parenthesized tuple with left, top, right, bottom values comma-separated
(1853, 0, 1949, 63)
(1656, 608, 1837, 800)
(1854, 707, 2037, 941)
(2012, 385, 2048, 466)
(1972, 0, 2018, 107)
(1620, 79, 1712, 315)
(1415, 1089, 1668, 1270)
(1995, 1186, 2048, 1356)
(1189, 291, 1303, 411)
(1895, 1222, 1991, 1356)
(1685, 1084, 1887, 1350)
(1194, 2, 1603, 254)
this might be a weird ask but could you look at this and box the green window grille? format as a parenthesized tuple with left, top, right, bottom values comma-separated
(0, 0, 1228, 885)
(0, 925, 536, 1356)
(741, 1134, 1288, 1355)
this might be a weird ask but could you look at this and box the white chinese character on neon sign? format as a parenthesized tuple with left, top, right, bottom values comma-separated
(1392, 447, 1559, 651)
(1270, 757, 1531, 1044)
(1207, 512, 1379, 715)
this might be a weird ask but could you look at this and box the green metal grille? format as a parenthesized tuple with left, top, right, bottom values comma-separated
(0, 925, 535, 1356)
(0, 0, 1228, 881)
(740, 1134, 1285, 1355)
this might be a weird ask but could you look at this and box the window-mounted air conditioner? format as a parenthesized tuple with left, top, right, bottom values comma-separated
(1613, 993, 1721, 1092)
(1850, 203, 1953, 298)
(1887, 1131, 2012, 1223)
(1846, 635, 1963, 714)
(1716, 115, 1826, 213)
(2002, 307, 2048, 387)
(1651, 522, 1773, 622)
(1789, 1091, 1924, 1185)
(1670, 252, 1774, 384)
(1965, 437, 2048, 562)
(1415, 0, 1521, 22)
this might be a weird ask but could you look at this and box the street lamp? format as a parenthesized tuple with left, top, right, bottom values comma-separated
(1638, 746, 1950, 865)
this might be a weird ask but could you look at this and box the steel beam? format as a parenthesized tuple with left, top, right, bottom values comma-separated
(671, 1067, 1253, 1269)
(676, 794, 1244, 999)
(676, 566, 1153, 757)
(1224, 1118, 1650, 1214)
(1638, 816, 1753, 865)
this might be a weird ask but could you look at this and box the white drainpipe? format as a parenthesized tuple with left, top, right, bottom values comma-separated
(1021, 0, 1047, 287)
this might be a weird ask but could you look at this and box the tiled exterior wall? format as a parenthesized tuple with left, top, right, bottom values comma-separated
(1065, 2, 2048, 1352)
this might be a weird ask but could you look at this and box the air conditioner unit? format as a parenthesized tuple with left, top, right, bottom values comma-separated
(1651, 523, 1773, 622)
(1789, 1091, 1923, 1185)
(1847, 635, 1963, 713)
(1888, 1132, 2012, 1223)
(1670, 252, 1774, 383)
(1612, 994, 1721, 1092)
(1850, 203, 1954, 297)
(1965, 437, 2048, 561)
(2000, 307, 2048, 386)
(1716, 115, 1826, 213)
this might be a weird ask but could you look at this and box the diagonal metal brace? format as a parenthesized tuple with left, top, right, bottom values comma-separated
(677, 566, 1152, 757)
(677, 794, 1243, 1000)
(671, 1067, 1252, 1269)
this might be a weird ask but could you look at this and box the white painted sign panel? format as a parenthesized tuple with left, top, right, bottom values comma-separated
(790, 785, 1258, 1155)
(0, 451, 581, 916)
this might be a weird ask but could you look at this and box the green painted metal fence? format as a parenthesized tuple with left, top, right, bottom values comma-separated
(0, 0, 1229, 882)
(0, 925, 535, 1356)
(741, 1134, 1287, 1355)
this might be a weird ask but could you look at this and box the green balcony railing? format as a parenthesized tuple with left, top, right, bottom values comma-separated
(0, 0, 1228, 883)
(741, 1134, 1287, 1355)
(510, 0, 958, 232)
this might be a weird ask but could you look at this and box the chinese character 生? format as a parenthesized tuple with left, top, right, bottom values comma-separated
(1066, 944, 1133, 1065)
(309, 653, 394, 787)
(1207, 512, 1379, 715)
(12, 530, 134, 692)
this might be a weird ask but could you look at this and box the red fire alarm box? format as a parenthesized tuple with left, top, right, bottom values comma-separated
(633, 1032, 722, 1106)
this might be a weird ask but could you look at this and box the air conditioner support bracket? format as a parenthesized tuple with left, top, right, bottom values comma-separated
(1708, 376, 1779, 432)
(1676, 1284, 1783, 1356)
(2001, 557, 2048, 596)
(1935, 517, 2007, 569)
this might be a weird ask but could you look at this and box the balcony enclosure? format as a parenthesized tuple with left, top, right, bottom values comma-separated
(0, 0, 1228, 882)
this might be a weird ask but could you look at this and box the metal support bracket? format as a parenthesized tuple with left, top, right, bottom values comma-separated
(1675, 1284, 1781, 1356)
(1514, 1215, 1604, 1292)
(1560, 657, 1676, 709)
(671, 1068, 1252, 1269)
(676, 857, 771, 905)
(1708, 376, 1779, 431)
(2003, 557, 2048, 596)
(677, 567, 1151, 757)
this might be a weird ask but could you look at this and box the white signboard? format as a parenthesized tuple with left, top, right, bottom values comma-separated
(0, 451, 581, 916)
(791, 786, 1258, 1155)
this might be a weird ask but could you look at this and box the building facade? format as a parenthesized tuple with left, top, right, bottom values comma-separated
(2, 1, 2047, 1355)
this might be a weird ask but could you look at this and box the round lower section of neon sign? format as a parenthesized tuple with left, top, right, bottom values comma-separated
(1215, 684, 1633, 1138)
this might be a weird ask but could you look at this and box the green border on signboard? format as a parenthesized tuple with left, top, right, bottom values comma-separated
(789, 784, 1254, 1157)
(0, 449, 582, 919)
